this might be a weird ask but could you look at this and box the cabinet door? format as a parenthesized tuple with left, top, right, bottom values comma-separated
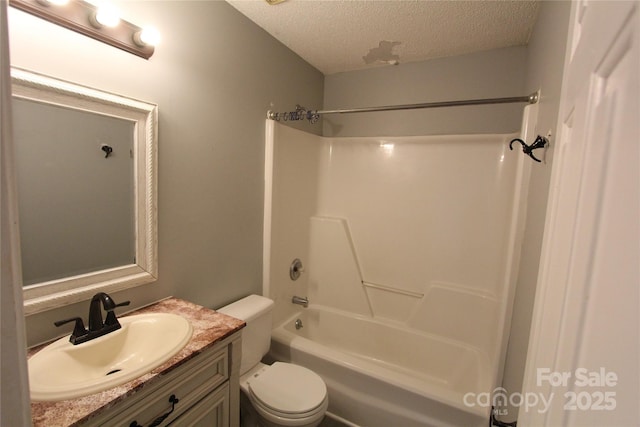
(168, 383, 229, 427)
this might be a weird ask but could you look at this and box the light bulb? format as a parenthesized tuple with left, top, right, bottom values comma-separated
(90, 3, 120, 28)
(133, 27, 161, 47)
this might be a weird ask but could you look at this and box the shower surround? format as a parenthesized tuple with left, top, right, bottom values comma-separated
(263, 113, 534, 426)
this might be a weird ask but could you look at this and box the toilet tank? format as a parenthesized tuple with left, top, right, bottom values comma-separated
(217, 294, 274, 375)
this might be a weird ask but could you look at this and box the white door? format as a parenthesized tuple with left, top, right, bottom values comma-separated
(519, 1, 639, 426)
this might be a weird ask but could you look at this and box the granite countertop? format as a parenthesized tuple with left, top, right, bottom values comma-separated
(29, 297, 245, 426)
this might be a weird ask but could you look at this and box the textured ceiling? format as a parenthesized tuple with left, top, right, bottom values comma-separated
(226, 0, 540, 75)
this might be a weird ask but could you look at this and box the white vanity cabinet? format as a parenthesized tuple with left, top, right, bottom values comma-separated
(84, 333, 241, 427)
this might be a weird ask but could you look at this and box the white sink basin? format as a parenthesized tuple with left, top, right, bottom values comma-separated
(29, 313, 193, 401)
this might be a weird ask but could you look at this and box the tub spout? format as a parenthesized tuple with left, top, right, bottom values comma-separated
(292, 296, 309, 308)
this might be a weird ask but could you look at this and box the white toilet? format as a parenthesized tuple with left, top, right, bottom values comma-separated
(218, 295, 328, 427)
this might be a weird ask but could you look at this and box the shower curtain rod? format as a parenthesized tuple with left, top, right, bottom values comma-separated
(267, 92, 539, 124)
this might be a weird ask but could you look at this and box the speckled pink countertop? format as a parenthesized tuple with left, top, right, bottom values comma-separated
(29, 297, 245, 426)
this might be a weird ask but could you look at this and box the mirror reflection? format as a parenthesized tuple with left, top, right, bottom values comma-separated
(12, 67, 158, 315)
(13, 99, 136, 286)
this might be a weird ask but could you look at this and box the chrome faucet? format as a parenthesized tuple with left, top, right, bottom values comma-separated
(54, 292, 130, 345)
(292, 295, 309, 308)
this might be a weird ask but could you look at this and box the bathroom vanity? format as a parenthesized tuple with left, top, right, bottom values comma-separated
(29, 298, 245, 426)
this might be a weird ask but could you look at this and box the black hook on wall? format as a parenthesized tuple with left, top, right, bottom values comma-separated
(509, 135, 548, 163)
(101, 144, 113, 158)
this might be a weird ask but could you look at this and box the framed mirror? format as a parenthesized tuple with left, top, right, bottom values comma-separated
(12, 67, 158, 315)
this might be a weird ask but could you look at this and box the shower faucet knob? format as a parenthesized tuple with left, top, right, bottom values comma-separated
(290, 258, 304, 281)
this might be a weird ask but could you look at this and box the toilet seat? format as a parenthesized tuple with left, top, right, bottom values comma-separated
(247, 362, 327, 418)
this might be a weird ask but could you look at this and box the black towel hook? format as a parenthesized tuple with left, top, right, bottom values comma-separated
(101, 144, 113, 158)
(509, 135, 548, 163)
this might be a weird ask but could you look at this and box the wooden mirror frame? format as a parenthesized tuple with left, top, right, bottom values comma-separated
(12, 67, 158, 315)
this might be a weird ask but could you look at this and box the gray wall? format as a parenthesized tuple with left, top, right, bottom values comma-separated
(9, 1, 323, 346)
(501, 1, 572, 422)
(323, 46, 528, 137)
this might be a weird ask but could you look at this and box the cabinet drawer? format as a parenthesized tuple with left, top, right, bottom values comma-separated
(168, 383, 229, 427)
(95, 346, 228, 426)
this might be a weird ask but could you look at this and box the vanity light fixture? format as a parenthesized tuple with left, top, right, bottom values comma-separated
(9, 0, 157, 59)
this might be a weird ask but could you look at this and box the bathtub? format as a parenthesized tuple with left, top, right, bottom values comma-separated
(269, 305, 492, 427)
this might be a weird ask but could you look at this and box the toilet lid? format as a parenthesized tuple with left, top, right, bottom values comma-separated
(248, 362, 327, 414)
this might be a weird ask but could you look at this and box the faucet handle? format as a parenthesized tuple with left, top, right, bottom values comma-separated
(54, 317, 88, 343)
(104, 300, 130, 327)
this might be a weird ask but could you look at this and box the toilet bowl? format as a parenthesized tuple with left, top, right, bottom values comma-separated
(217, 295, 328, 427)
(241, 362, 328, 427)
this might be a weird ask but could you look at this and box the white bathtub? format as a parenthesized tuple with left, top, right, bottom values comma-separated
(269, 305, 492, 427)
